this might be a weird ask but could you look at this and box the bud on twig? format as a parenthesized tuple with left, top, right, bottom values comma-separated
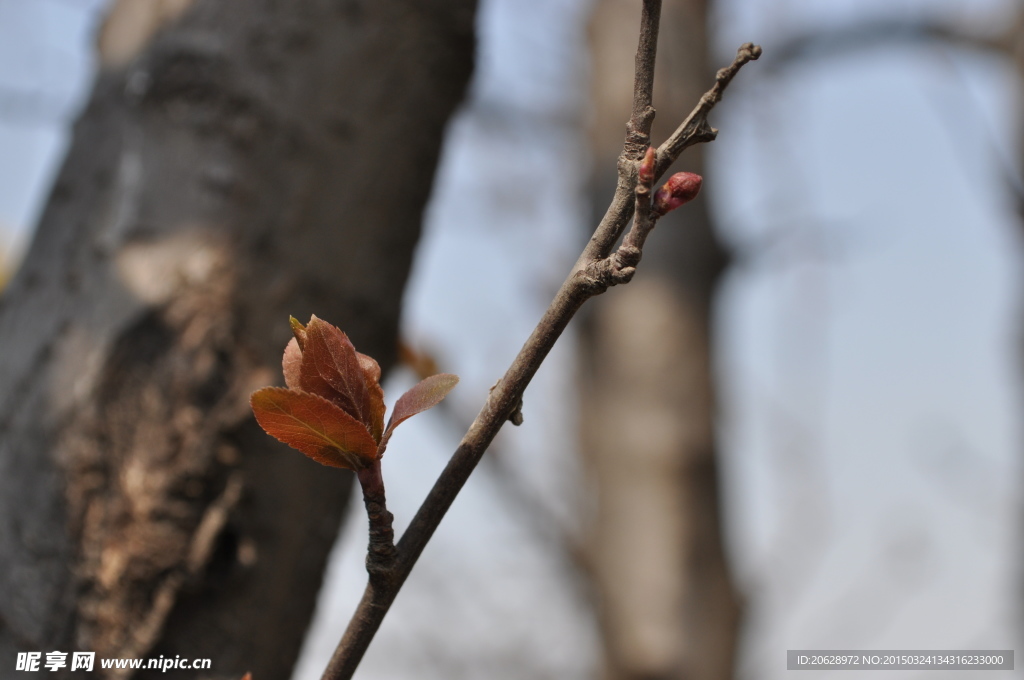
(638, 146, 656, 186)
(652, 172, 702, 216)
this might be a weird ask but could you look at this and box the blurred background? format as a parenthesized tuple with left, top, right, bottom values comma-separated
(0, 0, 1020, 679)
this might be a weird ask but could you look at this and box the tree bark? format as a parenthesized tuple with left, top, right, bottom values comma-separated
(0, 1, 475, 678)
(582, 1, 741, 678)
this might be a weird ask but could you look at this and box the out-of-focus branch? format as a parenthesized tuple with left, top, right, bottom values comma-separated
(760, 12, 1024, 210)
(767, 16, 1013, 70)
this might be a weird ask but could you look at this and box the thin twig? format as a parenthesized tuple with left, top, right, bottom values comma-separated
(320, 6, 759, 677)
(655, 42, 762, 176)
(435, 396, 597, 597)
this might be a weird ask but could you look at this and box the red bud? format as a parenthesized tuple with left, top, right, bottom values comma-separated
(638, 147, 656, 186)
(652, 172, 702, 215)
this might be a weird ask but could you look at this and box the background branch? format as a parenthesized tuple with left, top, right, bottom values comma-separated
(766, 17, 1012, 70)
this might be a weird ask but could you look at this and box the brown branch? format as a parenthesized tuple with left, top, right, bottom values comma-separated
(320, 8, 760, 679)
(655, 42, 762, 176)
(766, 18, 1011, 70)
(624, 0, 661, 161)
(434, 395, 597, 601)
(576, 42, 760, 272)
(356, 460, 396, 582)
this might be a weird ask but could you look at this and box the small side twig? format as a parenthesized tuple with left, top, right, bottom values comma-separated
(320, 3, 759, 677)
(655, 42, 761, 175)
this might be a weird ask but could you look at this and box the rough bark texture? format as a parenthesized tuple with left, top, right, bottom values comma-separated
(582, 1, 741, 678)
(0, 1, 475, 678)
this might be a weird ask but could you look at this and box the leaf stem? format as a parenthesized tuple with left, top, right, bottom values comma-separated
(355, 459, 396, 580)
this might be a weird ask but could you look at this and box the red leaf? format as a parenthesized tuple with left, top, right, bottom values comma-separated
(381, 374, 459, 449)
(282, 337, 302, 390)
(357, 351, 381, 384)
(251, 387, 378, 470)
(299, 316, 371, 428)
(358, 352, 386, 441)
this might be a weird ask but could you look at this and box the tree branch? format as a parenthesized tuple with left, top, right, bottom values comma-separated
(578, 42, 761, 270)
(655, 42, 762, 176)
(624, 0, 661, 160)
(766, 17, 1011, 70)
(319, 9, 760, 679)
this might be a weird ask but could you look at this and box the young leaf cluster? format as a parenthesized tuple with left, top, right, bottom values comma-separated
(251, 316, 458, 471)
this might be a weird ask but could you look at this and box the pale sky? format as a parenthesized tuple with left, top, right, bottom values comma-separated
(0, 0, 1021, 678)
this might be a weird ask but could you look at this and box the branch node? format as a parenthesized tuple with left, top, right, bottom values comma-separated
(580, 245, 643, 291)
(489, 381, 525, 425)
(613, 244, 642, 270)
(624, 117, 654, 159)
(577, 262, 612, 295)
(508, 397, 524, 427)
(612, 267, 636, 285)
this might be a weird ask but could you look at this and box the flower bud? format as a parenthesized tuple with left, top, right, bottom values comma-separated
(638, 147, 656, 186)
(652, 172, 702, 215)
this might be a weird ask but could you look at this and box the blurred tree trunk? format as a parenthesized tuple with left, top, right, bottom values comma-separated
(581, 1, 741, 678)
(0, 0, 474, 678)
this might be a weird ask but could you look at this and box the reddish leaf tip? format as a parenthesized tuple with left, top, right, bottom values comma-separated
(289, 316, 307, 349)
